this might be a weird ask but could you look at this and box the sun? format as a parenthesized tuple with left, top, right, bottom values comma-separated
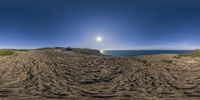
(96, 36, 103, 42)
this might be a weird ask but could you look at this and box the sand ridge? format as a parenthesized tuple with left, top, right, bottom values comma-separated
(0, 49, 200, 99)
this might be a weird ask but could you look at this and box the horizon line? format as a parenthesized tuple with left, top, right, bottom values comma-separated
(0, 47, 196, 51)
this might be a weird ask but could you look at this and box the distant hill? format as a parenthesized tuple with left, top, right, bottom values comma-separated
(36, 47, 102, 55)
(70, 48, 101, 55)
(195, 49, 200, 52)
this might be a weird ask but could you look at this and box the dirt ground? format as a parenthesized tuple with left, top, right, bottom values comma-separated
(0, 49, 200, 100)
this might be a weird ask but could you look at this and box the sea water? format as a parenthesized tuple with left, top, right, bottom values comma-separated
(102, 50, 194, 56)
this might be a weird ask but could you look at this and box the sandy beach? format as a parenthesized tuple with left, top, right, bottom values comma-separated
(0, 48, 200, 100)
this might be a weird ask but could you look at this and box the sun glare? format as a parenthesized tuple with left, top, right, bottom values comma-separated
(96, 36, 103, 42)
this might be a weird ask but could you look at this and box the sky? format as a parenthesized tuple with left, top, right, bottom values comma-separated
(0, 0, 200, 50)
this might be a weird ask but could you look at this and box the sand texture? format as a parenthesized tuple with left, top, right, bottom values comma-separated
(0, 49, 200, 100)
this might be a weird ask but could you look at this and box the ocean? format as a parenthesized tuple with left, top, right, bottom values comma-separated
(102, 50, 194, 56)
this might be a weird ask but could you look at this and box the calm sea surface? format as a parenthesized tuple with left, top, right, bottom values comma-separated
(102, 50, 194, 56)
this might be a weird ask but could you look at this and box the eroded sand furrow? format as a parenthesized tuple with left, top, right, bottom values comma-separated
(0, 50, 200, 99)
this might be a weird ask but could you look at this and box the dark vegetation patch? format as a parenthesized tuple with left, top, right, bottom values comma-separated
(15, 49, 30, 52)
(0, 50, 15, 56)
(162, 59, 173, 63)
(179, 51, 200, 57)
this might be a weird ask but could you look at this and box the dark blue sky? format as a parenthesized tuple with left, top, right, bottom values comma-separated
(0, 0, 200, 50)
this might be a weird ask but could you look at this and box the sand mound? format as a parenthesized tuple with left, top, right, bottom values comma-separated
(0, 50, 199, 99)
